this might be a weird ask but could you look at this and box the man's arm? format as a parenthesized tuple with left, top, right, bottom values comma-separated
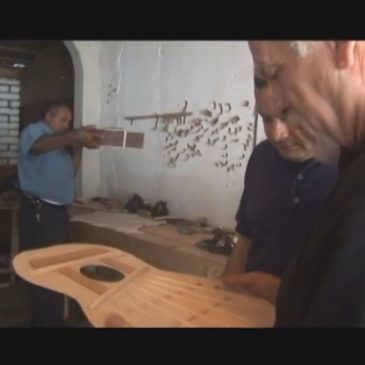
(31, 127, 102, 155)
(224, 271, 280, 305)
(223, 233, 252, 277)
(222, 234, 280, 304)
(73, 143, 83, 175)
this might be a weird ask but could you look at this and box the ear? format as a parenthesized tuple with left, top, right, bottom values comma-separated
(335, 41, 357, 69)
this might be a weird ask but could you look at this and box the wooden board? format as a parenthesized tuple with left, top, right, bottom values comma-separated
(70, 211, 164, 234)
(140, 224, 213, 246)
(13, 243, 275, 327)
(97, 129, 144, 148)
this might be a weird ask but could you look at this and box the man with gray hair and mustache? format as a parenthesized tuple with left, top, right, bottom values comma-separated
(223, 83, 338, 305)
(249, 40, 365, 327)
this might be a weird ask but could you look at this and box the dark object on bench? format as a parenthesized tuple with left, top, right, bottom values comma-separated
(151, 201, 169, 218)
(197, 228, 236, 256)
(125, 194, 145, 213)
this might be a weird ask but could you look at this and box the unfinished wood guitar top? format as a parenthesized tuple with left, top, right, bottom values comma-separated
(13, 243, 275, 328)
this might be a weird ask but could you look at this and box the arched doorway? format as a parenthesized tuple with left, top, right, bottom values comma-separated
(19, 42, 75, 130)
(0, 42, 77, 325)
(0, 41, 75, 169)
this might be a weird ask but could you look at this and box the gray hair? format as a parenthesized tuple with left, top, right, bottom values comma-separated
(290, 41, 319, 58)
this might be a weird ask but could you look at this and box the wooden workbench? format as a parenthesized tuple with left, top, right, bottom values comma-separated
(69, 209, 227, 278)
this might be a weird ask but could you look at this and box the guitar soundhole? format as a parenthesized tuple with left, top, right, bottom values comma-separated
(80, 265, 125, 282)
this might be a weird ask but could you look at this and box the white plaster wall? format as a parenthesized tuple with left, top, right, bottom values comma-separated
(64, 41, 102, 199)
(75, 41, 266, 228)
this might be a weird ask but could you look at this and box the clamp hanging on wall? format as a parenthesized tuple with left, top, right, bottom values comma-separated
(124, 101, 193, 129)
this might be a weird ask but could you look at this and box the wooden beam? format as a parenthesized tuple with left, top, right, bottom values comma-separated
(0, 55, 31, 64)
(0, 67, 20, 79)
(0, 45, 37, 55)
(97, 129, 144, 148)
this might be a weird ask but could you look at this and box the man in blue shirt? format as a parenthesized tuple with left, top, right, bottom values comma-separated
(18, 101, 102, 327)
(223, 89, 338, 304)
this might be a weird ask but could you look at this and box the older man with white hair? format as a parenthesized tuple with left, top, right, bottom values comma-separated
(249, 40, 365, 327)
(222, 87, 338, 305)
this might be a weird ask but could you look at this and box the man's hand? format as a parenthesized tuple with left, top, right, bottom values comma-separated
(76, 125, 103, 149)
(104, 313, 130, 327)
(223, 271, 280, 304)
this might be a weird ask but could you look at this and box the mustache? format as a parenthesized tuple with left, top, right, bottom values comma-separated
(276, 141, 298, 149)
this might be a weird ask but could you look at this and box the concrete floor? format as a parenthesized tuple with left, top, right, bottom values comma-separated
(0, 274, 31, 327)
(0, 242, 90, 327)
(0, 274, 90, 328)
(0, 243, 32, 327)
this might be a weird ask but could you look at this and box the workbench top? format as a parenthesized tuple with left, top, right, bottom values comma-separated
(69, 208, 227, 278)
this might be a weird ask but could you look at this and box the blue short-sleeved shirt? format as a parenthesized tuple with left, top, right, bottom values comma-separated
(235, 140, 338, 276)
(18, 121, 75, 205)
